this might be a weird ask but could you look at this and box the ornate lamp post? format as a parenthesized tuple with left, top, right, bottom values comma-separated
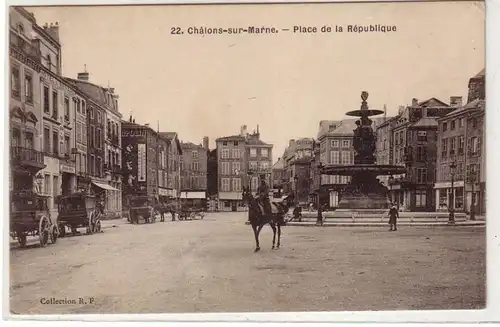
(448, 160, 457, 224)
(388, 175, 394, 204)
(467, 167, 478, 221)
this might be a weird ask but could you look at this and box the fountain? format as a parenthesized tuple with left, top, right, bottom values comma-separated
(320, 91, 406, 210)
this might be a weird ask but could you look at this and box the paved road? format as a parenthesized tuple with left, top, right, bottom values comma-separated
(9, 212, 485, 314)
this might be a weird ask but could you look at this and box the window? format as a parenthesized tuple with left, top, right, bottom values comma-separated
(192, 151, 198, 159)
(233, 141, 239, 146)
(251, 176, 258, 191)
(82, 100, 86, 115)
(52, 91, 58, 118)
(261, 148, 268, 158)
(43, 128, 50, 153)
(96, 157, 102, 177)
(232, 148, 240, 159)
(53, 175, 59, 199)
(46, 54, 52, 70)
(82, 154, 87, 173)
(232, 162, 240, 173)
(261, 161, 269, 170)
(417, 131, 427, 142)
(96, 128, 101, 149)
(416, 146, 427, 162)
(232, 178, 242, 192)
(222, 141, 227, 146)
(11, 66, 20, 98)
(451, 120, 456, 130)
(472, 118, 477, 128)
(22, 73, 33, 104)
(64, 97, 70, 120)
(249, 161, 258, 171)
(64, 135, 70, 156)
(52, 131, 58, 155)
(330, 151, 340, 164)
(12, 128, 21, 147)
(97, 112, 101, 123)
(341, 151, 350, 164)
(442, 122, 448, 132)
(221, 149, 229, 159)
(458, 136, 465, 154)
(221, 178, 230, 191)
(43, 86, 50, 113)
(89, 106, 94, 119)
(76, 99, 80, 114)
(416, 168, 428, 184)
(192, 161, 199, 171)
(450, 137, 456, 155)
(25, 132, 34, 149)
(44, 174, 51, 195)
(342, 140, 350, 148)
(249, 148, 257, 157)
(331, 140, 339, 147)
(221, 162, 231, 175)
(17, 23, 24, 34)
(441, 139, 447, 158)
(415, 190, 427, 207)
(459, 118, 464, 128)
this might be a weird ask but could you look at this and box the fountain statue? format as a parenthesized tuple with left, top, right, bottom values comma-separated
(321, 91, 406, 210)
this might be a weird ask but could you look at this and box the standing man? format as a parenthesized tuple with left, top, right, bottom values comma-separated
(257, 174, 272, 216)
(388, 202, 399, 231)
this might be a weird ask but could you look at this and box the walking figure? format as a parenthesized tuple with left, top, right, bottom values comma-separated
(388, 203, 399, 231)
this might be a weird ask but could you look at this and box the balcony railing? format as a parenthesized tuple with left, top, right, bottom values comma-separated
(113, 164, 122, 174)
(11, 146, 45, 168)
(10, 31, 41, 60)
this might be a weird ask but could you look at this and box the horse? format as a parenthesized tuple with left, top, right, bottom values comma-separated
(242, 186, 291, 252)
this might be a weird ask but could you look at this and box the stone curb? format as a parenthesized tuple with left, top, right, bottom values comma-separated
(284, 222, 485, 227)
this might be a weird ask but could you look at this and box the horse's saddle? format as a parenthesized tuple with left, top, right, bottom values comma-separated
(256, 202, 283, 215)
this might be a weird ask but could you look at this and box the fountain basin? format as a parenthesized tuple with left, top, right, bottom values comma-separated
(320, 164, 406, 176)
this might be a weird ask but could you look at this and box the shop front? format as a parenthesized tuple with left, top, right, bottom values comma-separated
(218, 192, 244, 212)
(434, 181, 465, 212)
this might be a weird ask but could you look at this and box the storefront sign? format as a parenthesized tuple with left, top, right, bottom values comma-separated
(158, 188, 169, 196)
(60, 163, 76, 174)
(137, 143, 146, 182)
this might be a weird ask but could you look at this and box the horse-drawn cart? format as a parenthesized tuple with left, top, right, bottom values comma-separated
(178, 206, 205, 220)
(128, 195, 157, 224)
(10, 190, 58, 248)
(56, 192, 102, 237)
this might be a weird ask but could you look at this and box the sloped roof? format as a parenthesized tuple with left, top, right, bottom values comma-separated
(417, 97, 450, 108)
(159, 132, 182, 154)
(215, 135, 246, 142)
(409, 117, 438, 128)
(273, 157, 285, 170)
(443, 98, 484, 118)
(317, 120, 341, 139)
(473, 68, 485, 79)
(64, 77, 120, 113)
(181, 141, 204, 149)
(246, 137, 271, 146)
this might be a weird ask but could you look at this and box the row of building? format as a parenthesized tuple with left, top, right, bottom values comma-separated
(272, 68, 485, 214)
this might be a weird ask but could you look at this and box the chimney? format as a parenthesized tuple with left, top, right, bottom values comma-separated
(45, 22, 60, 42)
(411, 98, 418, 106)
(129, 115, 133, 122)
(450, 96, 463, 107)
(240, 125, 247, 136)
(145, 123, 150, 128)
(203, 136, 209, 149)
(289, 139, 295, 147)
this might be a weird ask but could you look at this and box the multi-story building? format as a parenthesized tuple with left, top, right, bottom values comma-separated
(159, 132, 183, 203)
(317, 119, 356, 209)
(206, 148, 218, 211)
(179, 139, 209, 207)
(9, 7, 46, 195)
(271, 157, 285, 197)
(280, 138, 314, 204)
(246, 129, 273, 194)
(122, 119, 160, 204)
(435, 69, 485, 214)
(156, 133, 169, 203)
(65, 71, 122, 217)
(375, 113, 397, 187)
(215, 125, 273, 212)
(216, 131, 247, 212)
(309, 140, 321, 209)
(387, 97, 456, 211)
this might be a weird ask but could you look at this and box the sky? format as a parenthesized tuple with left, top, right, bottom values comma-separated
(27, 1, 484, 160)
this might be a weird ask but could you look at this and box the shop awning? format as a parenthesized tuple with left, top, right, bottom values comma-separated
(92, 181, 119, 191)
(180, 191, 206, 199)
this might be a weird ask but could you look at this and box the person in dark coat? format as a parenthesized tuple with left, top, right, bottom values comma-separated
(388, 203, 399, 231)
(256, 174, 272, 216)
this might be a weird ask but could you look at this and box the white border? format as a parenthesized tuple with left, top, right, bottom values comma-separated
(2, 0, 499, 325)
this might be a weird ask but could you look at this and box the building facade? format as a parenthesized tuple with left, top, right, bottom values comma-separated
(387, 97, 457, 211)
(180, 140, 209, 207)
(435, 69, 485, 214)
(9, 7, 46, 197)
(159, 132, 183, 203)
(271, 157, 285, 197)
(246, 130, 273, 195)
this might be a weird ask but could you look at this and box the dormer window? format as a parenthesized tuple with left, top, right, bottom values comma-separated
(17, 23, 24, 35)
(46, 54, 52, 69)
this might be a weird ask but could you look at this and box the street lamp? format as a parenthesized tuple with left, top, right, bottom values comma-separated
(388, 175, 394, 204)
(448, 161, 457, 225)
(468, 167, 477, 221)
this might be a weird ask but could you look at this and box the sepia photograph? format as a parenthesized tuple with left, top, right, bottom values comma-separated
(5, 0, 488, 318)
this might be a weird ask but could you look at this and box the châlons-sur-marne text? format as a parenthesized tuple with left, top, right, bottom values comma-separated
(170, 24, 397, 35)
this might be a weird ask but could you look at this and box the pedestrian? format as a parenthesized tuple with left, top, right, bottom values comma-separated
(388, 202, 399, 231)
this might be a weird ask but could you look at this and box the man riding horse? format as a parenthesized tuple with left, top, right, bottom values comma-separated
(256, 174, 272, 217)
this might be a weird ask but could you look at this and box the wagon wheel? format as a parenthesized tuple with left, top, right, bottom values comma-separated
(94, 218, 102, 233)
(58, 223, 66, 238)
(16, 230, 27, 248)
(50, 225, 59, 244)
(38, 216, 50, 247)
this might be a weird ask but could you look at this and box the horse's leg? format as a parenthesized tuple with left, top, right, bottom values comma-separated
(252, 225, 260, 252)
(270, 222, 277, 249)
(277, 222, 282, 249)
(254, 224, 264, 252)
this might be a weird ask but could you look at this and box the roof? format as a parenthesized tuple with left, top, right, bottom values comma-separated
(416, 97, 450, 108)
(215, 135, 246, 142)
(319, 119, 358, 138)
(64, 77, 120, 114)
(159, 132, 183, 154)
(317, 120, 342, 139)
(472, 68, 485, 79)
(441, 98, 484, 119)
(180, 141, 204, 149)
(409, 117, 438, 128)
(273, 157, 285, 170)
(246, 137, 271, 146)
